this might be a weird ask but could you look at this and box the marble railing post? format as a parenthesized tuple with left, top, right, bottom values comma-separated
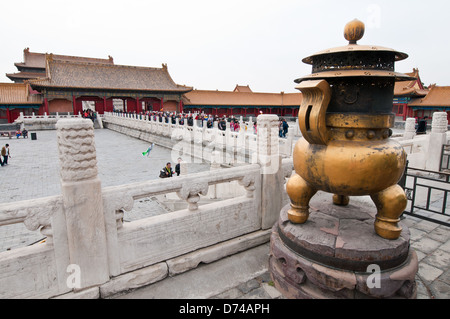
(425, 112, 448, 171)
(257, 114, 283, 229)
(403, 117, 416, 140)
(56, 119, 109, 289)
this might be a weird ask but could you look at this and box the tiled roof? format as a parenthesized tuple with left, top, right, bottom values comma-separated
(394, 68, 428, 97)
(29, 60, 193, 93)
(0, 83, 42, 104)
(233, 85, 253, 93)
(15, 48, 114, 70)
(408, 85, 450, 107)
(184, 89, 302, 107)
(6, 71, 45, 81)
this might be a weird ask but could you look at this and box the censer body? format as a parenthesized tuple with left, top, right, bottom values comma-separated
(293, 134, 406, 196)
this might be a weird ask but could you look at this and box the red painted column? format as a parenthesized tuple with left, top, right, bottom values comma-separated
(44, 98, 49, 114)
(6, 108, 11, 123)
(179, 100, 183, 114)
(136, 97, 141, 113)
(123, 98, 127, 112)
(73, 95, 77, 114)
(160, 97, 164, 111)
(103, 96, 107, 113)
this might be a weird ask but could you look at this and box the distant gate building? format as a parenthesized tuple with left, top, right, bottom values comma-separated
(183, 85, 302, 118)
(27, 56, 192, 116)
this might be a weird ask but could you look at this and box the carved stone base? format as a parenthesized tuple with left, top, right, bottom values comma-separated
(269, 196, 418, 299)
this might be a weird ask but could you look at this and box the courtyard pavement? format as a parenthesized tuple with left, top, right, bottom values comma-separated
(0, 128, 449, 300)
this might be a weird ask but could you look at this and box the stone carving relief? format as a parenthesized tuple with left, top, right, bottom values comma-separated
(238, 175, 256, 198)
(56, 119, 99, 182)
(2, 196, 63, 245)
(177, 181, 209, 211)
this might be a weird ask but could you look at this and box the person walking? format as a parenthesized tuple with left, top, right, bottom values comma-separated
(1, 144, 10, 166)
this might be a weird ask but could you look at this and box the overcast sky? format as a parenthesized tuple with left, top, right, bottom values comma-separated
(1, 0, 449, 93)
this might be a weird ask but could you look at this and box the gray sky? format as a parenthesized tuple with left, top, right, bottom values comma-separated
(1, 0, 449, 93)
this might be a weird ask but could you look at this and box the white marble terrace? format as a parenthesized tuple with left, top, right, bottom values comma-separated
(1, 111, 448, 298)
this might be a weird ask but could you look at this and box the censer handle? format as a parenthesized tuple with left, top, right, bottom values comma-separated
(296, 79, 331, 145)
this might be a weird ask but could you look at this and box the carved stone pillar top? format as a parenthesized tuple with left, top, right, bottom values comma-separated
(56, 119, 98, 182)
(431, 112, 448, 134)
(405, 118, 416, 132)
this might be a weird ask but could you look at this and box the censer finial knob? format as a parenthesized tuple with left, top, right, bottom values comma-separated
(344, 19, 365, 44)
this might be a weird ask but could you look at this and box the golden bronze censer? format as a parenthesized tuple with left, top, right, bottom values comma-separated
(287, 19, 415, 240)
(269, 20, 419, 299)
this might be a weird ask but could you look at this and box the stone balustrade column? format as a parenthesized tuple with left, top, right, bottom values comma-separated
(56, 118, 109, 289)
(403, 117, 416, 140)
(248, 117, 254, 134)
(425, 112, 448, 171)
(257, 114, 283, 229)
(237, 119, 246, 164)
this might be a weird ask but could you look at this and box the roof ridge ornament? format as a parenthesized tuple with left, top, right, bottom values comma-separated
(344, 19, 365, 45)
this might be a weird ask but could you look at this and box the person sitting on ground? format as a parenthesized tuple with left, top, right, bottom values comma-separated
(160, 162, 174, 178)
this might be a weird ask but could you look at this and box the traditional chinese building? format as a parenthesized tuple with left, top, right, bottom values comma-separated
(393, 68, 429, 120)
(183, 85, 302, 117)
(0, 83, 42, 123)
(408, 85, 450, 122)
(28, 56, 192, 116)
(6, 48, 114, 83)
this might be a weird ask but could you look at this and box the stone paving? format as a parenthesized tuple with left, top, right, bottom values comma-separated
(205, 215, 450, 300)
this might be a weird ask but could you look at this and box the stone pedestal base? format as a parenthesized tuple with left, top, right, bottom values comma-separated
(269, 194, 418, 299)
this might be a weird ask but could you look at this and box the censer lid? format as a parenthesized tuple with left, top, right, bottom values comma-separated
(295, 19, 416, 83)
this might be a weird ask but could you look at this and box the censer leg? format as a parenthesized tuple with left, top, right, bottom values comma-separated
(370, 184, 407, 240)
(333, 194, 349, 206)
(286, 173, 317, 224)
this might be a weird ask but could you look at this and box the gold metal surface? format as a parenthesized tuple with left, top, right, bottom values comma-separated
(371, 184, 407, 240)
(286, 173, 316, 224)
(326, 113, 395, 129)
(296, 79, 331, 145)
(333, 194, 349, 206)
(344, 19, 365, 44)
(295, 70, 416, 84)
(293, 137, 406, 196)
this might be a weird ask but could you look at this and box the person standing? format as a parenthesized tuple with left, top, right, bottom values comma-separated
(416, 116, 428, 134)
(282, 119, 289, 138)
(175, 157, 183, 176)
(1, 144, 10, 166)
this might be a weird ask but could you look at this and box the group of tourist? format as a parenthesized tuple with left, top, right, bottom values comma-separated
(159, 158, 182, 178)
(279, 118, 289, 138)
(82, 109, 97, 122)
(15, 128, 28, 139)
(113, 110, 260, 133)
